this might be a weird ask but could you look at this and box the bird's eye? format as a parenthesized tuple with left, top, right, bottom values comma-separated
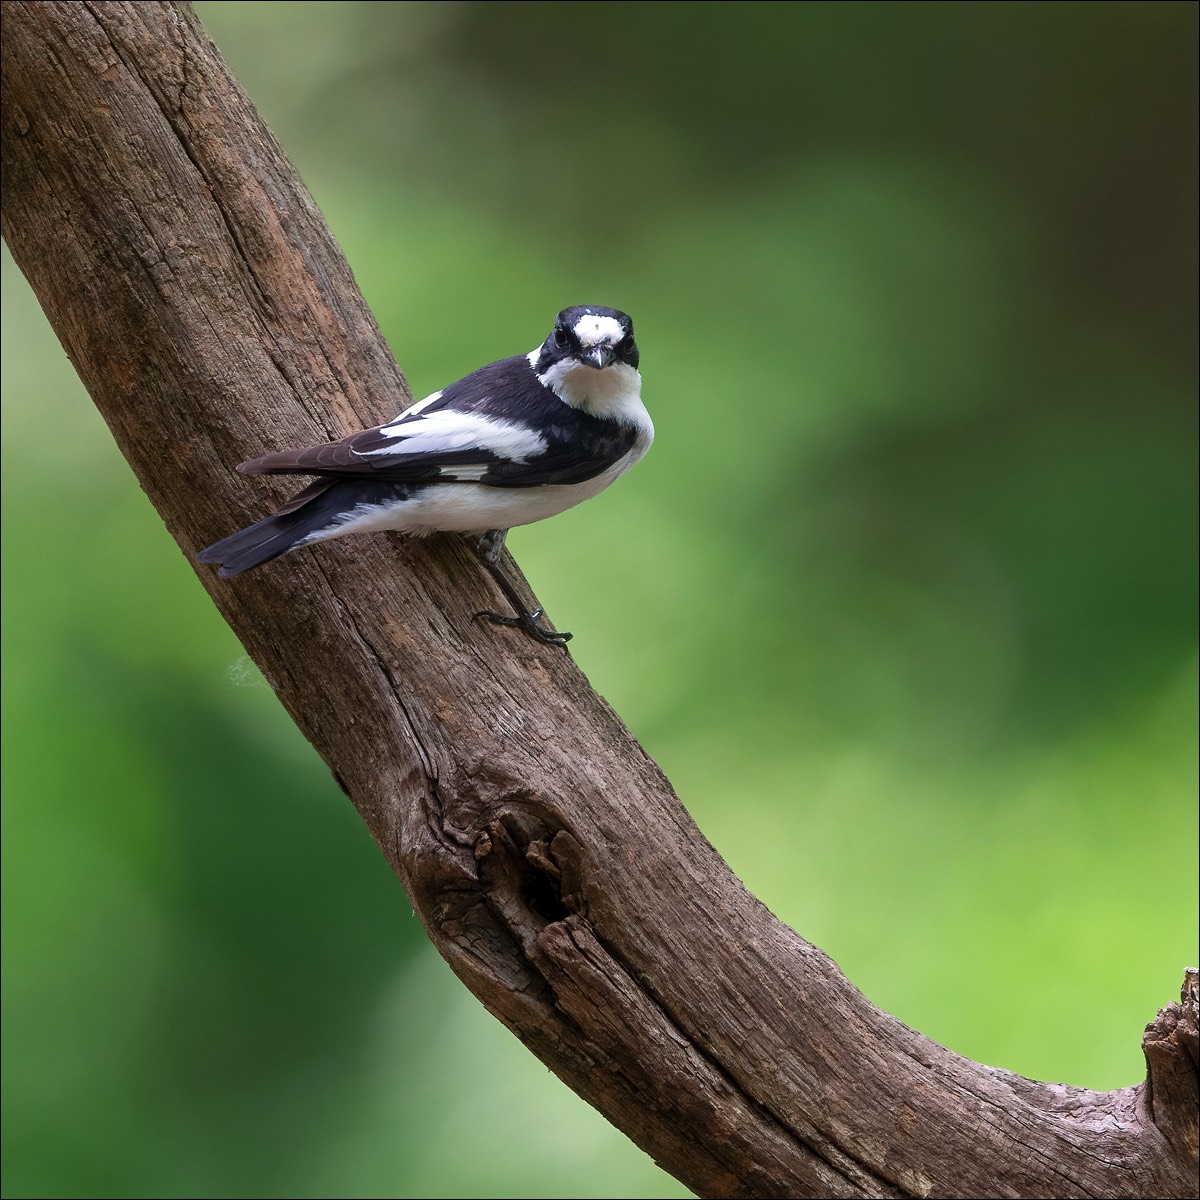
(553, 326, 571, 349)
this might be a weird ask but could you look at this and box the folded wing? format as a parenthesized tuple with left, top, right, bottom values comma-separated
(238, 355, 639, 489)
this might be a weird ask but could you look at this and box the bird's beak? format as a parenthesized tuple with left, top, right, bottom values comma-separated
(582, 344, 615, 369)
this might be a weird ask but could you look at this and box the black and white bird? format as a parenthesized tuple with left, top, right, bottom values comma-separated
(197, 305, 653, 645)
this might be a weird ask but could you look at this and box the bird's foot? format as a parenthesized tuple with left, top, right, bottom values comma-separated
(473, 606, 573, 647)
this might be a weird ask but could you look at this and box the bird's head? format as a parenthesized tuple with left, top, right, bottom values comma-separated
(537, 306, 639, 373)
(528, 306, 642, 417)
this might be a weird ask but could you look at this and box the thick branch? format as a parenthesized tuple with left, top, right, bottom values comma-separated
(3, 3, 1195, 1197)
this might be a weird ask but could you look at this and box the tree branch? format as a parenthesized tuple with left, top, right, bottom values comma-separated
(3, 3, 1195, 1196)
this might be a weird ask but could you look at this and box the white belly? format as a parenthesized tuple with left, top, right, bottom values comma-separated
(309, 449, 644, 544)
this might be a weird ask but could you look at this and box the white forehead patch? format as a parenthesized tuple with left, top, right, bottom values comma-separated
(573, 314, 625, 347)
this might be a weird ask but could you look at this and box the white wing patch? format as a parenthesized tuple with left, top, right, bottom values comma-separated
(392, 389, 443, 421)
(359, 408, 547, 461)
(439, 463, 490, 481)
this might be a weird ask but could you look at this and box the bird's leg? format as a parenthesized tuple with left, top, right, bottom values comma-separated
(472, 528, 572, 647)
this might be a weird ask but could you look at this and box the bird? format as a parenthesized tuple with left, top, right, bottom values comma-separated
(197, 305, 653, 646)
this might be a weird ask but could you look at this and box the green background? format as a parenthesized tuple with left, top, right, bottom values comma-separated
(3, 3, 1196, 1197)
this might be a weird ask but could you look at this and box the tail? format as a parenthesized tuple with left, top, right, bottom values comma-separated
(197, 479, 351, 577)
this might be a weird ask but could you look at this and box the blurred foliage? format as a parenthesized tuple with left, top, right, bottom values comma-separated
(2, 2, 1196, 1197)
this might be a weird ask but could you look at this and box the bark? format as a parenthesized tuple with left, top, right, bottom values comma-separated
(3, 3, 1196, 1197)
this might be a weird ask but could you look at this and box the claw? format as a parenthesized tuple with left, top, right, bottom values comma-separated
(472, 530, 573, 648)
(473, 607, 572, 646)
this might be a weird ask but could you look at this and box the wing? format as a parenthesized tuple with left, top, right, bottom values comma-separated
(238, 355, 639, 488)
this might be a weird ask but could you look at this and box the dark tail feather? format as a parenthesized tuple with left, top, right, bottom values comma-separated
(197, 479, 344, 577)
